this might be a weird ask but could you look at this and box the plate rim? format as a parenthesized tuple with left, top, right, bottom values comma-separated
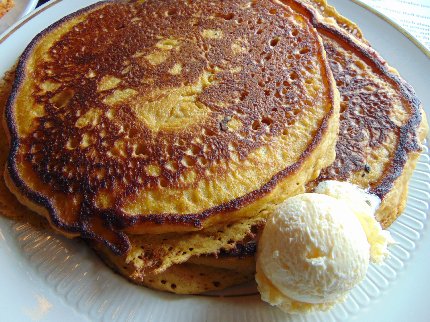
(0, 0, 39, 33)
(22, 0, 40, 18)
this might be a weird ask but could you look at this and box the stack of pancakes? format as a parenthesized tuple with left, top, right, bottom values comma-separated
(1, 0, 427, 294)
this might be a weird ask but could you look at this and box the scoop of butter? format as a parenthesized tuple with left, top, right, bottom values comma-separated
(315, 181, 394, 263)
(256, 181, 394, 314)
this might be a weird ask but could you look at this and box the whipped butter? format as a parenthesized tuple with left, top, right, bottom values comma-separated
(256, 181, 394, 313)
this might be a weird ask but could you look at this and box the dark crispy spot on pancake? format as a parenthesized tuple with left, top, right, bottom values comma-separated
(219, 241, 257, 259)
(219, 115, 232, 132)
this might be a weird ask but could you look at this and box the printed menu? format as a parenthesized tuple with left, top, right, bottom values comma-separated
(360, 0, 430, 50)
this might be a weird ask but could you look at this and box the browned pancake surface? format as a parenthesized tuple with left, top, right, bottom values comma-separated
(5, 0, 339, 254)
(317, 32, 422, 196)
(284, 0, 426, 222)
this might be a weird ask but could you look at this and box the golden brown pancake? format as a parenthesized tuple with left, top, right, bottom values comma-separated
(205, 0, 428, 260)
(99, 0, 428, 294)
(94, 234, 259, 294)
(1, 68, 263, 294)
(1, 72, 34, 221)
(4, 0, 339, 255)
(288, 0, 428, 227)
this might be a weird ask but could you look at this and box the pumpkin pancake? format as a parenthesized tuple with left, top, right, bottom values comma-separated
(287, 0, 428, 227)
(3, 0, 339, 255)
(97, 0, 428, 294)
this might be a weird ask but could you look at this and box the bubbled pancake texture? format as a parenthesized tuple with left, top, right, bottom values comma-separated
(6, 0, 338, 253)
(291, 0, 426, 226)
(316, 34, 422, 196)
(117, 0, 427, 293)
(1, 71, 258, 294)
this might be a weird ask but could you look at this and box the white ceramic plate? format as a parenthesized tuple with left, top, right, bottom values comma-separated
(0, 1, 429, 321)
(0, 0, 38, 35)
